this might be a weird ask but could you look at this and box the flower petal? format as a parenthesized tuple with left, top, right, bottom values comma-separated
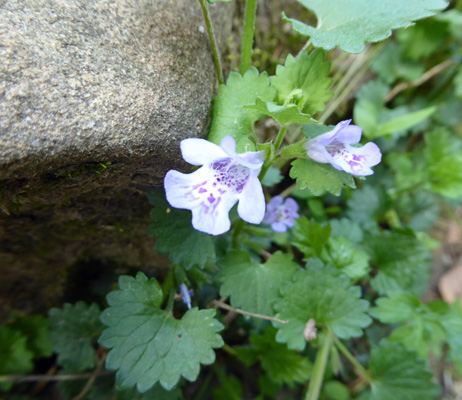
(164, 168, 212, 209)
(333, 123, 362, 145)
(237, 174, 265, 224)
(181, 138, 227, 166)
(191, 192, 238, 235)
(271, 221, 287, 233)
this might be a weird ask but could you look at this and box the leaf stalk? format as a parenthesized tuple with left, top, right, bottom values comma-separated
(198, 0, 224, 85)
(240, 0, 258, 75)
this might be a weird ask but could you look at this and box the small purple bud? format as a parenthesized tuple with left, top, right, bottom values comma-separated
(180, 283, 192, 309)
(263, 196, 300, 233)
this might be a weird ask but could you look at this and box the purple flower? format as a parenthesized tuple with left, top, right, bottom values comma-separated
(164, 136, 265, 236)
(262, 196, 299, 233)
(180, 283, 193, 309)
(305, 120, 381, 176)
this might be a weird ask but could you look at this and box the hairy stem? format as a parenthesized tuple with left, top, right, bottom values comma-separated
(198, 0, 224, 84)
(306, 328, 335, 400)
(240, 0, 258, 75)
(212, 300, 288, 324)
(259, 126, 288, 180)
(333, 335, 372, 384)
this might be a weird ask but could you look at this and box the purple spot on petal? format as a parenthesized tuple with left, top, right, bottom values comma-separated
(198, 188, 207, 193)
(207, 193, 216, 203)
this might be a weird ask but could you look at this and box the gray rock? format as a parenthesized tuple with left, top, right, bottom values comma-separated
(0, 0, 233, 317)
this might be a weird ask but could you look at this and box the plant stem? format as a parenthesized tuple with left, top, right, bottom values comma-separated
(333, 335, 372, 384)
(0, 371, 114, 383)
(212, 300, 288, 324)
(274, 126, 288, 153)
(259, 126, 288, 180)
(240, 0, 258, 75)
(305, 328, 335, 400)
(198, 0, 224, 85)
(166, 288, 176, 314)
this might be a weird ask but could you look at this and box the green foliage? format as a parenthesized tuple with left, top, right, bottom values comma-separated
(329, 219, 363, 244)
(371, 295, 462, 369)
(246, 98, 318, 126)
(290, 159, 356, 197)
(354, 80, 436, 139)
(274, 262, 371, 350)
(99, 273, 224, 391)
(235, 327, 312, 385)
(213, 370, 243, 400)
(270, 50, 333, 115)
(147, 190, 216, 270)
(364, 230, 431, 296)
(370, 294, 446, 357)
(208, 68, 276, 152)
(0, 327, 34, 390)
(371, 42, 424, 84)
(262, 166, 283, 187)
(322, 237, 370, 282)
(218, 250, 300, 316)
(366, 342, 440, 400)
(49, 302, 103, 372)
(292, 217, 331, 258)
(423, 128, 462, 198)
(7, 314, 53, 359)
(283, 0, 449, 53)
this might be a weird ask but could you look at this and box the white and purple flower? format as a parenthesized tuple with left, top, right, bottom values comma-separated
(164, 136, 266, 236)
(262, 196, 299, 233)
(305, 120, 382, 176)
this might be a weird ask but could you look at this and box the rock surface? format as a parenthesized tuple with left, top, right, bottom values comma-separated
(0, 0, 233, 318)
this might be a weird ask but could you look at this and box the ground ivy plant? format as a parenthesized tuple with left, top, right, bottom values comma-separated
(2, 0, 462, 399)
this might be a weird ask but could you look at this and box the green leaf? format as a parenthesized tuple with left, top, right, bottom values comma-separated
(371, 42, 424, 84)
(270, 50, 333, 115)
(354, 80, 435, 139)
(365, 230, 431, 296)
(235, 327, 312, 385)
(323, 237, 370, 281)
(0, 327, 34, 390)
(423, 128, 462, 199)
(367, 342, 440, 400)
(454, 65, 462, 99)
(346, 185, 382, 232)
(375, 106, 436, 137)
(49, 302, 103, 372)
(321, 381, 351, 400)
(8, 314, 53, 358)
(273, 262, 371, 350)
(218, 250, 300, 316)
(208, 68, 276, 152)
(99, 273, 224, 391)
(290, 159, 356, 197)
(370, 294, 446, 357)
(246, 98, 318, 126)
(292, 217, 331, 258)
(262, 166, 284, 187)
(329, 219, 364, 244)
(147, 190, 216, 270)
(283, 0, 449, 53)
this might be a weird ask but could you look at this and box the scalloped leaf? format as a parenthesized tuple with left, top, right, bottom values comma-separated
(270, 50, 332, 114)
(99, 273, 224, 392)
(218, 250, 300, 317)
(283, 0, 449, 53)
(49, 302, 104, 372)
(273, 262, 371, 350)
(208, 68, 276, 152)
(147, 190, 216, 270)
(290, 159, 356, 197)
